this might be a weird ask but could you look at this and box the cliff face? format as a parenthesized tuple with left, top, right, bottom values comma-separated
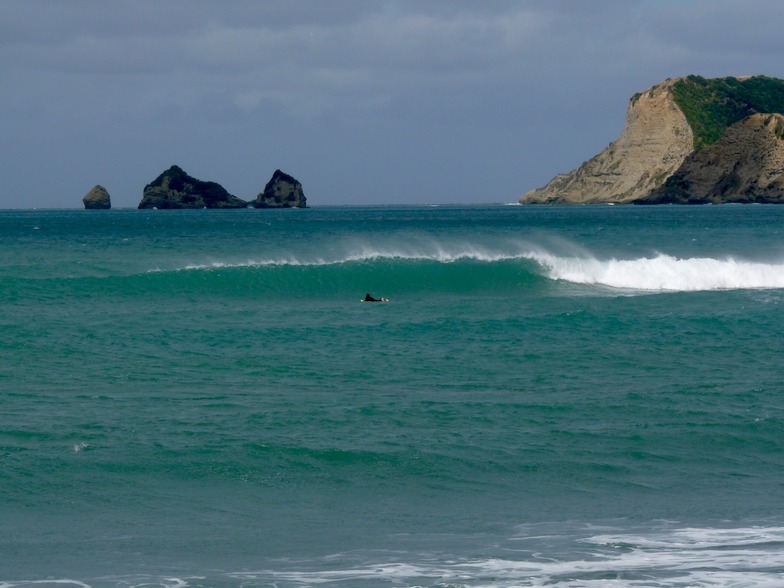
(520, 75, 784, 204)
(520, 80, 694, 204)
(139, 165, 247, 209)
(639, 113, 784, 204)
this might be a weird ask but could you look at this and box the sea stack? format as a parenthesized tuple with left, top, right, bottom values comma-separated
(82, 185, 111, 209)
(138, 165, 247, 209)
(252, 169, 307, 208)
(520, 75, 784, 204)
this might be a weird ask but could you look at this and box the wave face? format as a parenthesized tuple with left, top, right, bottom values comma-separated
(167, 250, 784, 299)
(9, 245, 784, 306)
(159, 251, 548, 300)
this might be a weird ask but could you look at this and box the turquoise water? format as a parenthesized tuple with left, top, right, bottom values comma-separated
(2, 205, 784, 587)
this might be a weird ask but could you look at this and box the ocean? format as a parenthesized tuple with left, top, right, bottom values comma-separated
(1, 204, 783, 587)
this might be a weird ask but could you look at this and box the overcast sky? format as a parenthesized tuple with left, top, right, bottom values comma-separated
(3, 0, 784, 208)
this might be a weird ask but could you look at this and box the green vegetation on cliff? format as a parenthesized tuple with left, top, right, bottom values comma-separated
(671, 75, 784, 150)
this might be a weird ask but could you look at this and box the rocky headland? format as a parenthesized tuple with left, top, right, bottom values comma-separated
(252, 169, 307, 208)
(82, 185, 111, 209)
(520, 75, 784, 204)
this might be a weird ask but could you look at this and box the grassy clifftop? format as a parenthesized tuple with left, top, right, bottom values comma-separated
(671, 75, 784, 150)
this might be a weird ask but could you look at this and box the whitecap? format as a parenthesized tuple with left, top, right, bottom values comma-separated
(533, 252, 784, 292)
(226, 525, 784, 587)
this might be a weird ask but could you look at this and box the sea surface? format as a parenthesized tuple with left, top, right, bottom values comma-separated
(1, 204, 784, 587)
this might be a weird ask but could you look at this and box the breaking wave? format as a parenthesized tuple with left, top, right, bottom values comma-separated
(534, 252, 784, 291)
(9, 239, 784, 301)
(172, 246, 784, 294)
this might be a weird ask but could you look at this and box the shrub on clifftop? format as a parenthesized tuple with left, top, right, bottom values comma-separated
(672, 75, 784, 150)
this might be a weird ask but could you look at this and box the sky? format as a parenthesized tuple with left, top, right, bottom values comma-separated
(3, 0, 784, 208)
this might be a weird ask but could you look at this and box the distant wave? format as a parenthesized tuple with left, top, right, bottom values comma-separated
(532, 252, 784, 292)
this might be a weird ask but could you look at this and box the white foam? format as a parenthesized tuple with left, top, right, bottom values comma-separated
(533, 252, 784, 292)
(231, 562, 433, 585)
(226, 525, 784, 588)
(0, 578, 199, 588)
(4, 527, 782, 587)
(584, 525, 784, 549)
(0, 582, 92, 588)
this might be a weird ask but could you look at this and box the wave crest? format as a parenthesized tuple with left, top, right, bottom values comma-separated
(177, 243, 535, 272)
(159, 239, 784, 295)
(534, 253, 784, 292)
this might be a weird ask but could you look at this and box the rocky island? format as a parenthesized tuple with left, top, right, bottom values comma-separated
(82, 185, 111, 209)
(252, 169, 307, 208)
(138, 165, 247, 209)
(520, 75, 784, 204)
(137, 166, 307, 209)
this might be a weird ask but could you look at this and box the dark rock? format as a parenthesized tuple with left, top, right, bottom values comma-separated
(138, 165, 247, 209)
(82, 185, 111, 209)
(638, 113, 784, 204)
(251, 169, 307, 208)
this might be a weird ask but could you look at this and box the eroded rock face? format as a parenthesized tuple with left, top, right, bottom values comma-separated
(520, 79, 694, 204)
(83, 185, 111, 209)
(252, 169, 307, 208)
(138, 165, 247, 209)
(639, 113, 784, 204)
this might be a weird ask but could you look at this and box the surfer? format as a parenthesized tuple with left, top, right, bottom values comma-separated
(363, 293, 388, 302)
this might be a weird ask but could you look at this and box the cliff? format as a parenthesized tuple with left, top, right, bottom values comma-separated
(520, 75, 784, 204)
(639, 113, 784, 204)
(82, 185, 111, 209)
(138, 165, 247, 209)
(520, 79, 694, 204)
(252, 169, 307, 208)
